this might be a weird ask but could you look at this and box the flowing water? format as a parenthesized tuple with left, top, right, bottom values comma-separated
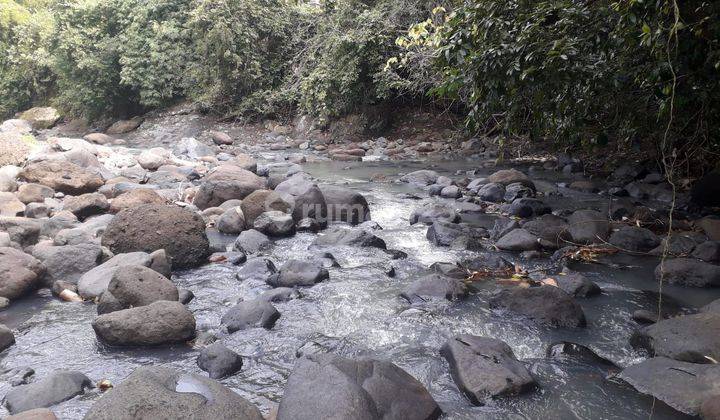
(1, 158, 716, 419)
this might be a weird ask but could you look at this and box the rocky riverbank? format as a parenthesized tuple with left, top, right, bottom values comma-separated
(0, 107, 719, 419)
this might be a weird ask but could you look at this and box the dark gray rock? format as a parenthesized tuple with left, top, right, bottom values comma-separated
(496, 229, 540, 251)
(319, 185, 371, 225)
(507, 198, 550, 219)
(441, 335, 535, 405)
(216, 207, 245, 234)
(619, 357, 720, 415)
(313, 226, 386, 248)
(31, 243, 103, 286)
(276, 354, 441, 420)
(63, 193, 109, 221)
(92, 301, 196, 346)
(0, 324, 15, 352)
(426, 221, 487, 248)
(409, 203, 460, 225)
(253, 211, 295, 237)
(568, 210, 610, 244)
(654, 258, 720, 287)
(259, 287, 301, 303)
(83, 366, 263, 420)
(522, 214, 571, 249)
(692, 241, 720, 263)
(489, 286, 587, 328)
(630, 312, 720, 363)
(399, 170, 439, 186)
(101, 265, 179, 313)
(0, 247, 45, 300)
(268, 260, 329, 287)
(232, 229, 271, 255)
(554, 271, 601, 298)
(221, 300, 280, 332)
(503, 182, 534, 202)
(440, 185, 461, 199)
(609, 226, 661, 252)
(4, 371, 93, 414)
(400, 274, 468, 304)
(77, 251, 168, 299)
(476, 183, 505, 203)
(274, 176, 328, 223)
(197, 342, 243, 379)
(235, 258, 277, 282)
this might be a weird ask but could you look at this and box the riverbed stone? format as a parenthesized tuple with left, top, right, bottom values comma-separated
(507, 198, 550, 218)
(31, 243, 103, 286)
(426, 221, 487, 248)
(489, 286, 587, 328)
(240, 190, 290, 225)
(619, 357, 720, 416)
(232, 229, 271, 254)
(19, 161, 104, 195)
(568, 209, 610, 244)
(496, 229, 540, 251)
(0, 192, 24, 216)
(319, 185, 371, 225)
(441, 335, 535, 405)
(503, 182, 534, 202)
(217, 207, 245, 234)
(409, 203, 460, 225)
(5, 408, 56, 420)
(236, 258, 277, 282)
(197, 342, 243, 379)
(313, 226, 386, 249)
(268, 260, 329, 287)
(630, 312, 720, 363)
(83, 366, 263, 420)
(0, 216, 42, 246)
(400, 274, 468, 304)
(19, 107, 60, 129)
(554, 271, 601, 298)
(609, 226, 661, 252)
(523, 214, 571, 249)
(276, 354, 441, 420)
(692, 241, 720, 263)
(697, 217, 720, 241)
(0, 324, 15, 352)
(221, 300, 280, 332)
(4, 371, 93, 414)
(477, 182, 505, 203)
(253, 210, 295, 237)
(487, 169, 535, 190)
(193, 165, 266, 210)
(92, 300, 196, 346)
(654, 258, 720, 287)
(109, 189, 165, 213)
(101, 265, 179, 313)
(102, 204, 210, 269)
(399, 170, 439, 186)
(275, 176, 328, 223)
(77, 251, 166, 299)
(62, 193, 109, 220)
(0, 247, 45, 300)
(259, 287, 301, 302)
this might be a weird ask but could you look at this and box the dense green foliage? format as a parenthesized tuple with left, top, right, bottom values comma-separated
(398, 0, 719, 165)
(0, 0, 718, 168)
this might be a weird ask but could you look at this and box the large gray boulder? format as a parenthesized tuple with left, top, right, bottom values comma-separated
(4, 371, 93, 414)
(267, 260, 329, 287)
(319, 185, 371, 225)
(221, 300, 280, 333)
(0, 247, 45, 300)
(78, 251, 169, 299)
(232, 229, 271, 255)
(62, 193, 109, 220)
(400, 274, 468, 304)
(399, 170, 439, 186)
(619, 357, 720, 415)
(92, 300, 195, 346)
(235, 258, 277, 282)
(654, 258, 720, 287)
(568, 210, 610, 244)
(441, 335, 535, 405)
(197, 342, 244, 379)
(277, 354, 441, 420)
(240, 189, 291, 225)
(216, 207, 246, 234)
(31, 243, 103, 287)
(193, 165, 266, 210)
(83, 366, 263, 420)
(630, 312, 720, 363)
(313, 226, 386, 248)
(253, 211, 295, 237)
(489, 286, 587, 328)
(609, 226, 661, 252)
(0, 216, 42, 246)
(18, 107, 61, 129)
(99, 265, 179, 314)
(496, 229, 540, 251)
(275, 176, 328, 223)
(102, 204, 210, 269)
(409, 203, 460, 225)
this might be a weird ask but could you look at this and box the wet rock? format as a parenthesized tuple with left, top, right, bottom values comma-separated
(619, 357, 720, 416)
(631, 312, 720, 363)
(109, 188, 165, 213)
(277, 354, 440, 420)
(236, 258, 277, 282)
(19, 161, 104, 195)
(0, 247, 45, 300)
(313, 226, 386, 248)
(693, 241, 720, 263)
(106, 117, 143, 134)
(83, 132, 113, 145)
(268, 260, 329, 288)
(197, 342, 243, 379)
(506, 198, 550, 218)
(232, 229, 271, 254)
(399, 170, 439, 186)
(426, 221, 487, 248)
(216, 207, 246, 234)
(440, 185, 461, 199)
(461, 254, 513, 272)
(697, 217, 720, 241)
(496, 229, 540, 251)
(0, 216, 42, 246)
(210, 131, 234, 145)
(654, 258, 720, 287)
(319, 185, 371, 225)
(253, 211, 295, 237)
(259, 287, 300, 303)
(136, 148, 169, 170)
(632, 310, 660, 324)
(173, 137, 214, 159)
(51, 280, 77, 297)
(625, 181, 674, 202)
(0, 192, 25, 216)
(92, 300, 196, 346)
(53, 214, 112, 245)
(221, 300, 280, 332)
(568, 209, 610, 244)
(503, 182, 534, 202)
(489, 286, 587, 328)
(523, 214, 571, 249)
(441, 335, 535, 405)
(31, 243, 103, 286)
(275, 176, 328, 223)
(62, 192, 109, 220)
(6, 408, 57, 420)
(296, 217, 321, 232)
(410, 203, 460, 225)
(487, 169, 535, 190)
(101, 265, 179, 313)
(78, 251, 167, 300)
(0, 323, 15, 351)
(554, 271, 601, 297)
(609, 226, 661, 252)
(4, 371, 92, 414)
(83, 366, 263, 420)
(193, 165, 266, 209)
(400, 274, 468, 304)
(102, 204, 210, 269)
(476, 182, 505, 203)
(240, 190, 290, 226)
(24, 203, 49, 218)
(18, 107, 60, 129)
